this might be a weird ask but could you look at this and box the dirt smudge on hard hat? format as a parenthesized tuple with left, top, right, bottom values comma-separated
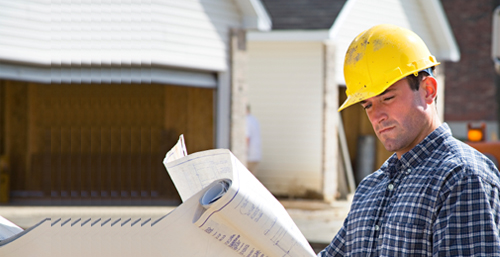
(372, 39, 383, 52)
(345, 45, 363, 65)
(345, 39, 369, 65)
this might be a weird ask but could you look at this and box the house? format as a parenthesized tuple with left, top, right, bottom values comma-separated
(247, 0, 459, 202)
(0, 0, 271, 205)
(441, 0, 499, 141)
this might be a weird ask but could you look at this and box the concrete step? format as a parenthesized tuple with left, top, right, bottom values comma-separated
(280, 199, 350, 244)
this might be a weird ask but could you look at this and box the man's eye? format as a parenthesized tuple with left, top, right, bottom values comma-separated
(384, 96, 394, 101)
(362, 104, 371, 110)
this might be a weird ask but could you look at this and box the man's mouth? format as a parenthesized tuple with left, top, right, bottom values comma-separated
(378, 126, 394, 135)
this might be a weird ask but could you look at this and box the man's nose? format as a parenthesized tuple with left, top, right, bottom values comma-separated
(369, 103, 387, 125)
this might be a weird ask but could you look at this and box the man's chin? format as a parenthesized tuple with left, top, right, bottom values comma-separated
(381, 141, 399, 152)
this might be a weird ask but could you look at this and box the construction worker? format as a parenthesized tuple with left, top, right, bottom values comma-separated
(319, 24, 500, 256)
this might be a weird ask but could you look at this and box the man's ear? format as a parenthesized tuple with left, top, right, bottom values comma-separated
(421, 76, 438, 104)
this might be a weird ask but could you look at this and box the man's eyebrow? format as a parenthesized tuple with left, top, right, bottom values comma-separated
(359, 88, 394, 105)
(379, 88, 394, 96)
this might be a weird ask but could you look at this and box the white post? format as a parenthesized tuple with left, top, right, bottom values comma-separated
(322, 42, 338, 203)
(229, 28, 248, 165)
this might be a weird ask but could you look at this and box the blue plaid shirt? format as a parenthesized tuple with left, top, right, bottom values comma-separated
(319, 123, 500, 256)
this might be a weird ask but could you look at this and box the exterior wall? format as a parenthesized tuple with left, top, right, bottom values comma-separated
(247, 41, 324, 197)
(0, 0, 242, 72)
(152, 0, 243, 70)
(441, 0, 499, 138)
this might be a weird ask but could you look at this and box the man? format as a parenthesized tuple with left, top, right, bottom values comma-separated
(246, 104, 262, 175)
(319, 24, 500, 256)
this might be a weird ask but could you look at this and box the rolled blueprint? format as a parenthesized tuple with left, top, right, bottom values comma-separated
(200, 179, 232, 209)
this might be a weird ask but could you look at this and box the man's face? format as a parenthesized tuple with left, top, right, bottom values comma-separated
(360, 78, 431, 157)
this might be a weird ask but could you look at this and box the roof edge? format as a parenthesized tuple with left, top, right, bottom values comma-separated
(235, 0, 272, 31)
(421, 0, 460, 62)
(328, 0, 357, 39)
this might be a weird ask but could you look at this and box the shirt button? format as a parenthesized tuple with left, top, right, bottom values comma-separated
(375, 225, 380, 231)
(387, 184, 394, 190)
(406, 168, 411, 174)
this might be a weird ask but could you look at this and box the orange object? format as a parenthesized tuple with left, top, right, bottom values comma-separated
(467, 123, 486, 142)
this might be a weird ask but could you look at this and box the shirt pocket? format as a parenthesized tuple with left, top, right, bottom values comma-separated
(379, 221, 431, 256)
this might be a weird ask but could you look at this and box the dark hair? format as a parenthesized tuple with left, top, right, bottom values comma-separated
(406, 66, 435, 91)
(405, 66, 438, 105)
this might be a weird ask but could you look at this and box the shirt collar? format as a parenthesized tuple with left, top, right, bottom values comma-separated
(383, 123, 452, 175)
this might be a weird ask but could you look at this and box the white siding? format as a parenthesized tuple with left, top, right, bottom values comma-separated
(331, 0, 440, 85)
(247, 41, 324, 196)
(0, 0, 243, 71)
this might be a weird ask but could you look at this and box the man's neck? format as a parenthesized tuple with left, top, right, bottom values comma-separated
(396, 113, 442, 159)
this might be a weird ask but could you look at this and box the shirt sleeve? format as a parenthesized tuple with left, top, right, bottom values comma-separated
(317, 217, 348, 257)
(433, 173, 500, 256)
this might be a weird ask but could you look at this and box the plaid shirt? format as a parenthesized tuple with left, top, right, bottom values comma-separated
(319, 123, 500, 256)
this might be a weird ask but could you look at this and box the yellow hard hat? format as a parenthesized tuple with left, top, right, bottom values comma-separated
(339, 24, 440, 111)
